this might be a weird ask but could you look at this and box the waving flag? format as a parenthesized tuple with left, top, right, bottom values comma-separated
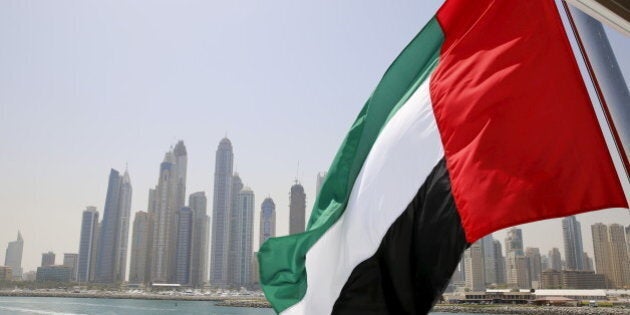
(258, 0, 629, 314)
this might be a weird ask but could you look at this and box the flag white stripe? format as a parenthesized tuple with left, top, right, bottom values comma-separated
(282, 78, 444, 315)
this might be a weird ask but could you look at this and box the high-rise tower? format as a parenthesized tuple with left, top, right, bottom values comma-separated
(4, 231, 24, 280)
(289, 182, 306, 234)
(481, 234, 496, 285)
(95, 168, 132, 283)
(229, 186, 255, 287)
(175, 207, 194, 285)
(505, 228, 529, 288)
(210, 138, 234, 287)
(525, 247, 542, 284)
(259, 198, 276, 248)
(548, 247, 562, 271)
(464, 240, 485, 291)
(78, 207, 99, 282)
(189, 192, 209, 288)
(609, 224, 630, 288)
(562, 216, 584, 270)
(129, 211, 153, 284)
(150, 141, 187, 283)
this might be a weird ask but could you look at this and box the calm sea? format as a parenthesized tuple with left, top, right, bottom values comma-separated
(0, 297, 481, 315)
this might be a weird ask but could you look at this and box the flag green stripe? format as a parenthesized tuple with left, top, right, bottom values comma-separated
(258, 17, 445, 313)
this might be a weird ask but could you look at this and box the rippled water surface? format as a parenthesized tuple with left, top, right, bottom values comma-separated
(0, 297, 484, 315)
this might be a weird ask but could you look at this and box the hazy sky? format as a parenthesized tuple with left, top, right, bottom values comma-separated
(0, 0, 628, 274)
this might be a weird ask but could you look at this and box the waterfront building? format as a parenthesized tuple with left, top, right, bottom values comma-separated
(62, 253, 79, 281)
(129, 211, 153, 284)
(481, 234, 496, 285)
(229, 187, 255, 288)
(0, 266, 12, 281)
(210, 138, 234, 287)
(608, 223, 630, 288)
(175, 207, 193, 285)
(583, 252, 594, 272)
(493, 240, 506, 285)
(541, 255, 549, 272)
(227, 173, 244, 286)
(548, 247, 562, 271)
(505, 228, 527, 288)
(4, 231, 23, 280)
(150, 141, 187, 284)
(592, 223, 612, 287)
(36, 266, 71, 282)
(562, 216, 585, 270)
(95, 168, 132, 283)
(591, 223, 629, 288)
(189, 192, 209, 288)
(77, 207, 99, 283)
(525, 247, 542, 283)
(259, 197, 276, 249)
(41, 252, 55, 267)
(289, 181, 306, 234)
(464, 241, 485, 291)
(541, 270, 606, 289)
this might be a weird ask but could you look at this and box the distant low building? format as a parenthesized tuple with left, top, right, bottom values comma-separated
(0, 266, 12, 281)
(36, 266, 72, 282)
(541, 270, 605, 289)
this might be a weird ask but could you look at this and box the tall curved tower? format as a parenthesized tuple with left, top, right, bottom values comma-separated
(210, 138, 234, 287)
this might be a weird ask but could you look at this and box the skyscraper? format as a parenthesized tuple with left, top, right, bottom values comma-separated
(289, 181, 306, 234)
(4, 231, 23, 280)
(548, 247, 562, 271)
(78, 207, 99, 283)
(592, 223, 612, 287)
(583, 252, 594, 272)
(211, 138, 234, 287)
(129, 211, 153, 284)
(230, 187, 255, 287)
(464, 241, 485, 291)
(259, 197, 276, 248)
(150, 141, 187, 283)
(62, 253, 79, 282)
(481, 234, 496, 285)
(562, 216, 584, 271)
(525, 247, 542, 284)
(505, 228, 528, 288)
(189, 192, 209, 288)
(227, 173, 244, 286)
(95, 168, 132, 283)
(608, 224, 630, 288)
(41, 252, 55, 267)
(493, 240, 506, 284)
(175, 207, 193, 285)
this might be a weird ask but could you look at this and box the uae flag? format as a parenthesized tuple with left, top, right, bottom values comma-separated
(258, 0, 629, 314)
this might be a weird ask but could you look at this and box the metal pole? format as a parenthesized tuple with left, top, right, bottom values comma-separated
(562, 1, 630, 180)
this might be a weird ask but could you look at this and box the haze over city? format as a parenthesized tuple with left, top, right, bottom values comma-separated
(1, 0, 629, 278)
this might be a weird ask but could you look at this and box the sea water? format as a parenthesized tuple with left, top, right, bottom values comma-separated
(0, 297, 484, 315)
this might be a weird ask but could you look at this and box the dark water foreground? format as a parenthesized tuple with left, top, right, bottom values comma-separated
(0, 296, 627, 315)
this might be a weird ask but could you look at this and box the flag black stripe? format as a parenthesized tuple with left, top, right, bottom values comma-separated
(332, 158, 469, 315)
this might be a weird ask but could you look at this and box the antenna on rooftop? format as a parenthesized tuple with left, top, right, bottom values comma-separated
(296, 161, 300, 184)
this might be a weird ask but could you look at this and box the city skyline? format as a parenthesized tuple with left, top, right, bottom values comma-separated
(1, 0, 629, 275)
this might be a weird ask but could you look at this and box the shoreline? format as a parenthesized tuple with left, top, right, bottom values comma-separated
(1, 292, 628, 314)
(0, 290, 255, 302)
(431, 305, 629, 315)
